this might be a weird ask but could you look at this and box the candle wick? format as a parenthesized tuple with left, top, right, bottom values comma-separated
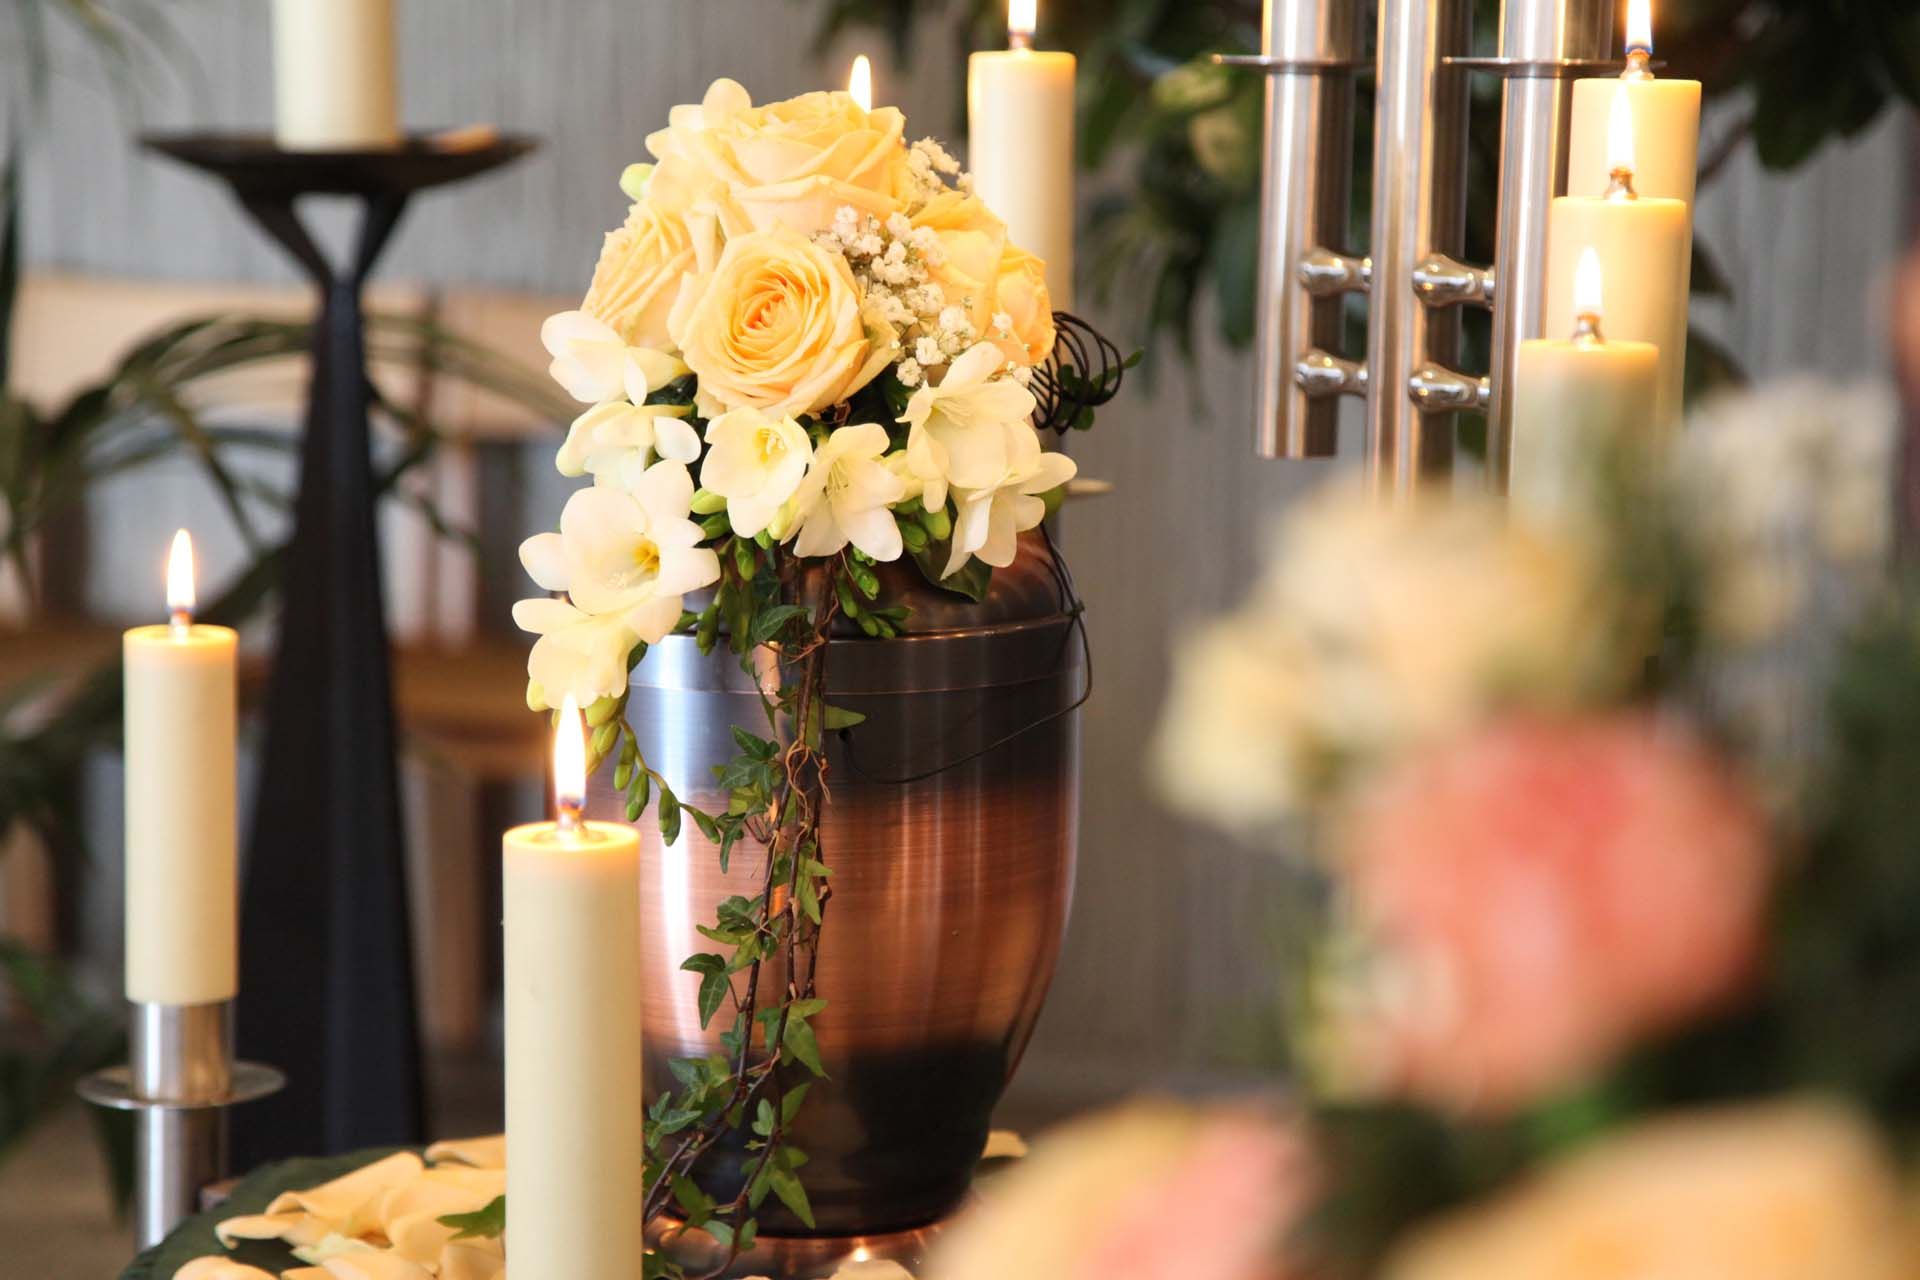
(1008, 29, 1034, 51)
(169, 608, 192, 638)
(1622, 46, 1654, 82)
(1572, 312, 1606, 345)
(556, 803, 582, 836)
(1604, 167, 1638, 202)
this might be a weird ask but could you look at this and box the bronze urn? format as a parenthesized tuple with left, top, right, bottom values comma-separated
(588, 532, 1083, 1263)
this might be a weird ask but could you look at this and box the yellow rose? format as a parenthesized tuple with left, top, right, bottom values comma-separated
(912, 191, 1008, 338)
(668, 225, 894, 419)
(580, 197, 697, 350)
(651, 80, 911, 238)
(991, 246, 1057, 367)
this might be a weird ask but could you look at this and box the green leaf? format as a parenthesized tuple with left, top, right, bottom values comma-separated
(754, 1097, 777, 1136)
(671, 1175, 715, 1224)
(748, 604, 810, 646)
(730, 726, 777, 760)
(768, 1162, 815, 1228)
(780, 1082, 812, 1125)
(659, 786, 682, 846)
(438, 1195, 507, 1242)
(783, 1016, 828, 1078)
(911, 541, 992, 601)
(821, 705, 866, 731)
(697, 969, 730, 1029)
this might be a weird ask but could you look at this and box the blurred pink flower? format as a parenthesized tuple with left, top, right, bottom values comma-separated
(1330, 714, 1771, 1114)
(926, 1102, 1314, 1280)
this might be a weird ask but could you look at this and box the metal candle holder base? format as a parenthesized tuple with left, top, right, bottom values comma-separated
(77, 1001, 285, 1250)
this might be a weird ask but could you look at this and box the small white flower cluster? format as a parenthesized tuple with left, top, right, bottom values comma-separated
(821, 204, 979, 388)
(906, 136, 967, 200)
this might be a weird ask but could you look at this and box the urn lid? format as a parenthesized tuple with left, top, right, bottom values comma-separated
(855, 530, 1072, 634)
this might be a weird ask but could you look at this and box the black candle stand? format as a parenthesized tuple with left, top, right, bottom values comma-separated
(143, 132, 536, 1167)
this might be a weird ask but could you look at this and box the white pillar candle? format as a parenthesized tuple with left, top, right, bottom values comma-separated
(968, 0, 1076, 308)
(1512, 249, 1660, 518)
(1567, 0, 1701, 205)
(272, 0, 402, 151)
(124, 531, 238, 1006)
(504, 698, 644, 1280)
(1545, 90, 1690, 428)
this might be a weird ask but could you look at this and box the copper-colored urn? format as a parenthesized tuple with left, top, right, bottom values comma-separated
(589, 536, 1082, 1242)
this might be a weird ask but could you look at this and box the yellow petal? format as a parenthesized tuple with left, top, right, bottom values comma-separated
(171, 1260, 279, 1280)
(214, 1211, 332, 1249)
(983, 1130, 1029, 1160)
(439, 1241, 506, 1280)
(266, 1152, 425, 1230)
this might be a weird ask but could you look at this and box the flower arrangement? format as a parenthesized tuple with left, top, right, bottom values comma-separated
(919, 379, 1920, 1279)
(511, 78, 1123, 1275)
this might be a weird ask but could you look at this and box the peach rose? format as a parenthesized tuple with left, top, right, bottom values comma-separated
(580, 197, 697, 350)
(911, 191, 1008, 337)
(650, 79, 911, 239)
(992, 246, 1056, 367)
(668, 225, 894, 419)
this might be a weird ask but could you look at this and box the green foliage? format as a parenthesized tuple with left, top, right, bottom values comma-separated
(438, 1193, 507, 1242)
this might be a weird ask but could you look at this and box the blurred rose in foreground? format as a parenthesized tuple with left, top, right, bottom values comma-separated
(1153, 481, 1634, 834)
(1324, 714, 1770, 1113)
(925, 1102, 1313, 1280)
(1383, 1099, 1909, 1280)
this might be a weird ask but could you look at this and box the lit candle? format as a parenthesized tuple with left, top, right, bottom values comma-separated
(272, 0, 402, 151)
(1512, 248, 1660, 515)
(123, 531, 239, 1006)
(849, 54, 874, 111)
(967, 0, 1077, 307)
(1568, 0, 1701, 206)
(1544, 90, 1690, 427)
(503, 698, 645, 1280)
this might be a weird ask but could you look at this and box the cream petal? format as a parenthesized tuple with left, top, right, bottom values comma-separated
(653, 544, 722, 599)
(438, 1242, 506, 1280)
(291, 1234, 379, 1264)
(172, 1259, 280, 1280)
(625, 594, 688, 645)
(424, 1134, 506, 1169)
(654, 416, 704, 464)
(512, 596, 582, 636)
(215, 1211, 333, 1249)
(943, 341, 1005, 390)
(793, 504, 848, 558)
(929, 419, 1008, 492)
(979, 495, 1033, 567)
(623, 347, 689, 404)
(266, 1153, 424, 1226)
(318, 1254, 435, 1280)
(837, 501, 904, 563)
(518, 532, 570, 593)
(633, 459, 698, 526)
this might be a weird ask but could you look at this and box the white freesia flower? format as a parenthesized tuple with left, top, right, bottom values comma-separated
(900, 342, 1037, 511)
(515, 462, 720, 705)
(790, 422, 908, 561)
(555, 401, 702, 487)
(540, 309, 687, 405)
(944, 421, 1075, 577)
(700, 407, 814, 538)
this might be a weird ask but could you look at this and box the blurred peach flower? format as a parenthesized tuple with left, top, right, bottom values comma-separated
(1382, 1099, 1909, 1280)
(1324, 714, 1770, 1113)
(926, 1102, 1313, 1280)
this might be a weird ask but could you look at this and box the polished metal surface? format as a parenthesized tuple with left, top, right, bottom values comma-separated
(1485, 0, 1613, 486)
(1298, 247, 1371, 297)
(1364, 0, 1473, 495)
(1412, 253, 1496, 308)
(1250, 0, 1361, 458)
(1298, 348, 1368, 398)
(595, 533, 1083, 1238)
(76, 1001, 285, 1250)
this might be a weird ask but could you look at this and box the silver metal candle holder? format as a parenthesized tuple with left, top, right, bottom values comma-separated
(1229, 0, 1636, 492)
(78, 1001, 285, 1250)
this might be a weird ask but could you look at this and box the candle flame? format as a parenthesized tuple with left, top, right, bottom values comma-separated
(166, 529, 196, 622)
(1607, 85, 1636, 177)
(1009, 0, 1036, 43)
(1625, 0, 1653, 57)
(1574, 247, 1606, 322)
(554, 695, 587, 822)
(848, 55, 873, 111)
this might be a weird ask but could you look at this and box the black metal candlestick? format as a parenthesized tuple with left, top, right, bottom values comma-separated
(143, 133, 535, 1166)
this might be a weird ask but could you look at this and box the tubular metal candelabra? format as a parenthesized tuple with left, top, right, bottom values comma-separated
(1230, 0, 1618, 492)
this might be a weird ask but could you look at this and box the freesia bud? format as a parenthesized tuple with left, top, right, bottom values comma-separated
(619, 163, 654, 202)
(585, 693, 624, 727)
(922, 506, 953, 540)
(690, 487, 729, 516)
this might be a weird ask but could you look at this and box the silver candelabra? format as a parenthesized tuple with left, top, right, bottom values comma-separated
(79, 1001, 284, 1250)
(1230, 0, 1624, 491)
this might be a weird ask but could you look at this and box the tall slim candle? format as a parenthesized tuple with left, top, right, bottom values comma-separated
(1545, 90, 1689, 428)
(504, 698, 644, 1280)
(272, 0, 401, 151)
(967, 0, 1076, 308)
(124, 531, 238, 1005)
